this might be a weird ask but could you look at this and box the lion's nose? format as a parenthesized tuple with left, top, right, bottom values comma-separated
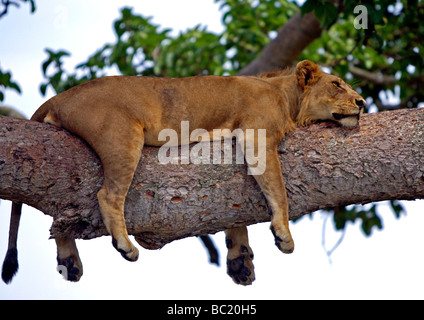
(355, 99, 366, 110)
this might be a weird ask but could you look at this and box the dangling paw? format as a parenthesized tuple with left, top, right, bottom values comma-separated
(112, 237, 139, 262)
(57, 255, 83, 282)
(226, 242, 255, 286)
(270, 224, 294, 254)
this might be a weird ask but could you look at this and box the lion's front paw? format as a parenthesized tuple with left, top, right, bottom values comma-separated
(270, 225, 294, 254)
(227, 244, 255, 286)
(112, 237, 139, 262)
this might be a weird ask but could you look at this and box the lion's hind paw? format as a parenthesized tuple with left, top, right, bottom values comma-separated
(227, 245, 255, 286)
(57, 256, 83, 282)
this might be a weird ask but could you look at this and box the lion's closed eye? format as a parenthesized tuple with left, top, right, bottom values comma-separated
(332, 81, 342, 88)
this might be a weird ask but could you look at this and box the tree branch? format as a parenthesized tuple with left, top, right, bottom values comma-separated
(1, 109, 423, 249)
(349, 66, 424, 92)
(237, 12, 322, 75)
(349, 66, 397, 86)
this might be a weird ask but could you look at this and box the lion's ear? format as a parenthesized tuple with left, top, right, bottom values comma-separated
(296, 60, 322, 90)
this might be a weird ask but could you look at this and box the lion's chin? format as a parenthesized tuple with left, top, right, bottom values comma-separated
(338, 115, 360, 128)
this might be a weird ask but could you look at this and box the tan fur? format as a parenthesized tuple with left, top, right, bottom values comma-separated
(30, 60, 365, 283)
(225, 227, 254, 285)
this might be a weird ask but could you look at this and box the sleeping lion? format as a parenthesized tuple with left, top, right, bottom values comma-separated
(2, 60, 365, 285)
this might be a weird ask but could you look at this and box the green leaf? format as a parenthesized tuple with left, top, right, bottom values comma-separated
(8, 81, 21, 93)
(390, 200, 406, 219)
(39, 83, 48, 96)
(358, 206, 382, 236)
(315, 2, 338, 28)
(0, 68, 21, 98)
(42, 59, 52, 75)
(301, 0, 321, 16)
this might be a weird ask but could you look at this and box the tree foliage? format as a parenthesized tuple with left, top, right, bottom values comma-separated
(0, 69, 21, 102)
(301, 0, 424, 110)
(3, 0, 424, 237)
(0, 0, 35, 18)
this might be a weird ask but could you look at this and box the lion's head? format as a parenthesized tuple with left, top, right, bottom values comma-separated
(295, 60, 366, 128)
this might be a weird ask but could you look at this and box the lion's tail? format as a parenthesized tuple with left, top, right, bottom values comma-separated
(2, 202, 22, 284)
(2, 101, 52, 284)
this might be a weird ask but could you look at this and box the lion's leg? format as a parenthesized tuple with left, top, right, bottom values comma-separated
(238, 128, 294, 254)
(55, 237, 83, 282)
(95, 126, 144, 262)
(225, 226, 255, 285)
(250, 148, 294, 254)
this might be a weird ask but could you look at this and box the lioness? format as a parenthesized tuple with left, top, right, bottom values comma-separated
(2, 60, 365, 285)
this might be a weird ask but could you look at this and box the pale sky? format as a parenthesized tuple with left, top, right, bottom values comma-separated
(1, 0, 424, 300)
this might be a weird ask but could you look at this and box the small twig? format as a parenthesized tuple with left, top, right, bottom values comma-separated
(0, 0, 20, 19)
(322, 212, 347, 264)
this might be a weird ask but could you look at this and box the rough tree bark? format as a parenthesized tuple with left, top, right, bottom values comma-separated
(0, 108, 423, 249)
